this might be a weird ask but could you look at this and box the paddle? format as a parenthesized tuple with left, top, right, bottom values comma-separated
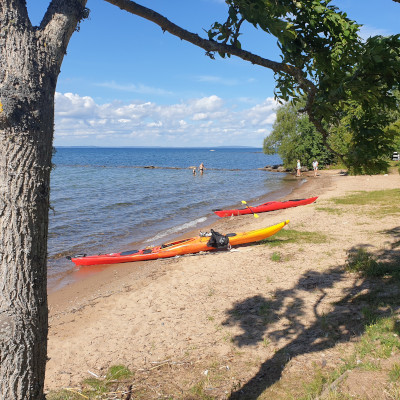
(241, 200, 259, 218)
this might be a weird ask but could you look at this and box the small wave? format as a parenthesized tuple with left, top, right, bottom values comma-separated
(144, 217, 207, 243)
(104, 202, 135, 209)
(299, 178, 308, 186)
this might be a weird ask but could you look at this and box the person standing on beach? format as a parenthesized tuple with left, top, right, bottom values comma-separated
(199, 162, 205, 175)
(312, 159, 319, 177)
(296, 159, 301, 177)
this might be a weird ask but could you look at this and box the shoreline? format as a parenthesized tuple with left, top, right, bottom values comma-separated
(47, 171, 303, 293)
(46, 168, 400, 394)
(46, 170, 323, 320)
(48, 171, 318, 313)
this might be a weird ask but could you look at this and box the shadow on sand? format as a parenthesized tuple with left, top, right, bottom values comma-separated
(223, 227, 400, 399)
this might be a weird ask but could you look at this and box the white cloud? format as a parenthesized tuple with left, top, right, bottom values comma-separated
(54, 92, 279, 147)
(96, 81, 173, 96)
(147, 121, 163, 127)
(192, 113, 208, 121)
(245, 98, 278, 126)
(178, 120, 188, 127)
(196, 75, 239, 86)
(56, 93, 96, 117)
(359, 25, 393, 40)
(190, 95, 223, 111)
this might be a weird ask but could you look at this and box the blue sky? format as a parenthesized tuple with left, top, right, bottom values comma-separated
(27, 1, 399, 147)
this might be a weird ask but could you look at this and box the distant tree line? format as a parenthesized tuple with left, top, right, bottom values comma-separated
(264, 90, 400, 174)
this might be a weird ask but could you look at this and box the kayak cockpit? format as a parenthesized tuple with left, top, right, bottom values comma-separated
(120, 250, 139, 255)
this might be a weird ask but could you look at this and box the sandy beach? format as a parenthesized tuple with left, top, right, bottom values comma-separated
(45, 169, 400, 398)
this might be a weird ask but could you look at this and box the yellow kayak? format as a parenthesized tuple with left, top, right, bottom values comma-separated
(69, 220, 289, 266)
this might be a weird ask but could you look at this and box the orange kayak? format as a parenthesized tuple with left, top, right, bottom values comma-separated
(68, 220, 289, 266)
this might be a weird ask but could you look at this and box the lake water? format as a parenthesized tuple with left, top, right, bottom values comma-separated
(48, 147, 298, 289)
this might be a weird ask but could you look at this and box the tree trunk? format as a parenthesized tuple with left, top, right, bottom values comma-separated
(0, 110, 52, 400)
(0, 1, 86, 396)
(0, 9, 58, 400)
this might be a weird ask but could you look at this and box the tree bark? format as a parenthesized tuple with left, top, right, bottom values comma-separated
(0, 17, 57, 400)
(0, 1, 86, 398)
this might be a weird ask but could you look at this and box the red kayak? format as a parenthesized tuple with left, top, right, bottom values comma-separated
(213, 196, 318, 217)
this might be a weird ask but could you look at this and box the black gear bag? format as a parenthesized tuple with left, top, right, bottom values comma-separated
(206, 229, 230, 248)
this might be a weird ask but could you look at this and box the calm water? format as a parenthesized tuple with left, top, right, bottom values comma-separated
(48, 147, 297, 289)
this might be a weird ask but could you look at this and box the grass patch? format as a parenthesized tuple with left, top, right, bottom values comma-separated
(360, 360, 381, 371)
(262, 228, 328, 247)
(271, 252, 281, 262)
(47, 365, 133, 400)
(316, 206, 344, 215)
(389, 363, 400, 382)
(331, 189, 400, 216)
(189, 380, 214, 400)
(332, 189, 400, 206)
(47, 390, 86, 400)
(345, 248, 380, 277)
(293, 313, 400, 400)
(189, 361, 235, 399)
(258, 301, 271, 316)
(345, 247, 400, 279)
(358, 315, 400, 359)
(299, 367, 328, 399)
(263, 337, 271, 348)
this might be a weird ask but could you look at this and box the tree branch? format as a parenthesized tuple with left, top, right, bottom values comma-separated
(103, 0, 316, 95)
(0, 0, 30, 28)
(39, 0, 88, 64)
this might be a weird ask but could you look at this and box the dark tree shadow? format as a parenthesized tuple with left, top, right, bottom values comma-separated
(225, 228, 400, 399)
(379, 226, 400, 265)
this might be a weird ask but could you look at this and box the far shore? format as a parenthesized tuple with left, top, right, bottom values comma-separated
(46, 168, 400, 398)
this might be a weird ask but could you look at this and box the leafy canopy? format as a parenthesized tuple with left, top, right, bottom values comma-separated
(208, 0, 400, 173)
(207, 0, 361, 105)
